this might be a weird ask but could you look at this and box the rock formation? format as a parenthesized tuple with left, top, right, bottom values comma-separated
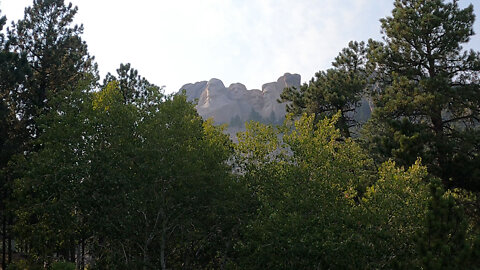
(179, 72, 374, 138)
(179, 73, 301, 132)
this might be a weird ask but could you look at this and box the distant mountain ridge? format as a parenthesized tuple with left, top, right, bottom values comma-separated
(179, 73, 301, 131)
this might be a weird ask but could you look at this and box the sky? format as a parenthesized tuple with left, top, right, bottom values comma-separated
(0, 0, 479, 94)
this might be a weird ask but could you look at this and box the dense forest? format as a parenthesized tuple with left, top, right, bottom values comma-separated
(1, 0, 480, 269)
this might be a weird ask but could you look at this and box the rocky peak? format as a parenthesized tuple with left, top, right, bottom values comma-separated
(179, 73, 301, 135)
(279, 73, 301, 89)
(205, 78, 225, 92)
(180, 81, 207, 102)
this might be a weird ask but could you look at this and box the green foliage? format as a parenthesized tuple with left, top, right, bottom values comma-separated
(0, 7, 31, 177)
(92, 81, 124, 111)
(103, 63, 163, 107)
(1, 9, 32, 270)
(12, 85, 93, 264)
(7, 0, 98, 137)
(234, 113, 431, 269)
(6, 259, 42, 270)
(280, 41, 368, 137)
(416, 181, 480, 269)
(364, 0, 480, 191)
(13, 78, 247, 268)
(360, 159, 430, 268)
(2, 4, 97, 265)
(51, 261, 76, 270)
(3, 0, 480, 268)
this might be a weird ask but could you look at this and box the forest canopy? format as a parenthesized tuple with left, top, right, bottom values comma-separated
(1, 0, 480, 269)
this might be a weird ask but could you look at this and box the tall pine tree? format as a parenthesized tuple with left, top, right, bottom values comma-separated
(7, 0, 98, 138)
(1, 1, 96, 267)
(365, 0, 480, 191)
(0, 9, 31, 269)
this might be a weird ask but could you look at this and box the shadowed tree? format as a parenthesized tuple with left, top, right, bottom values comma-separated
(103, 63, 162, 107)
(0, 9, 31, 269)
(2, 0, 97, 266)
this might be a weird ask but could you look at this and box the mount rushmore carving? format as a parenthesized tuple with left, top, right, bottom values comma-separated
(180, 73, 300, 129)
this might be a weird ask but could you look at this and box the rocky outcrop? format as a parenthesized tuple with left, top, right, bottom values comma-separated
(179, 73, 301, 129)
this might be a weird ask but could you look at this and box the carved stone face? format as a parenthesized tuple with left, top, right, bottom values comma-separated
(181, 73, 301, 130)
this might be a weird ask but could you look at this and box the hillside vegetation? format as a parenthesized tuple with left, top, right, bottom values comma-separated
(1, 0, 479, 269)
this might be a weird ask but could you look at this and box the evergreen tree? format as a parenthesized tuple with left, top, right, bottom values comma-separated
(13, 86, 92, 266)
(1, 1, 97, 266)
(229, 114, 243, 128)
(280, 41, 368, 138)
(248, 108, 263, 123)
(364, 0, 480, 191)
(0, 10, 31, 269)
(103, 63, 162, 107)
(7, 0, 98, 138)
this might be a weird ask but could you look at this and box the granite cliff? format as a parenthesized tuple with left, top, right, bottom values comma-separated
(179, 73, 301, 133)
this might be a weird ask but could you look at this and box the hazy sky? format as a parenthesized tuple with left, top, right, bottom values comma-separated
(1, 0, 479, 94)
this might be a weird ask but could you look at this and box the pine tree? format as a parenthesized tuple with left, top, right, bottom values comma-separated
(365, 0, 480, 191)
(0, 9, 31, 269)
(280, 41, 368, 138)
(7, 0, 98, 138)
(2, 1, 97, 266)
(103, 63, 162, 107)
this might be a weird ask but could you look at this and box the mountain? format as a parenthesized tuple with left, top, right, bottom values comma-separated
(179, 73, 373, 137)
(179, 73, 301, 134)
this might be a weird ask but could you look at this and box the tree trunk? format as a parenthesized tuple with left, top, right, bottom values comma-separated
(2, 213, 6, 270)
(81, 239, 85, 270)
(76, 243, 81, 270)
(142, 236, 150, 270)
(431, 110, 449, 185)
(160, 226, 166, 270)
(70, 239, 76, 263)
(7, 235, 11, 265)
(220, 240, 231, 270)
(339, 113, 351, 138)
(7, 215, 13, 266)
